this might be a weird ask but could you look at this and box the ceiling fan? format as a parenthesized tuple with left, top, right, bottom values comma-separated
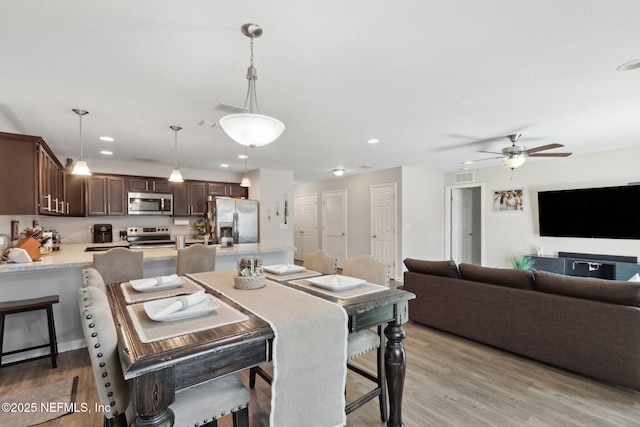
(474, 133, 572, 169)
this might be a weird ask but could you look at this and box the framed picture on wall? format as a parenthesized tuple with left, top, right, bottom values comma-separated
(493, 189, 524, 211)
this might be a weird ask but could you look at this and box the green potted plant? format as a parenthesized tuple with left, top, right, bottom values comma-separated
(511, 253, 536, 270)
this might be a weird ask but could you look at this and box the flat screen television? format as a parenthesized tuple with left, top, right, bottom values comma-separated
(537, 185, 640, 239)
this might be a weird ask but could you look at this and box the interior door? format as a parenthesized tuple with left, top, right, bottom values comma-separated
(451, 188, 473, 263)
(371, 183, 396, 277)
(448, 185, 482, 265)
(294, 193, 318, 261)
(322, 190, 347, 268)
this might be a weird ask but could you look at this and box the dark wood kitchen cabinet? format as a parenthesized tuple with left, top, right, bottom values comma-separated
(173, 181, 207, 216)
(207, 182, 248, 199)
(64, 173, 86, 216)
(0, 131, 68, 215)
(87, 175, 126, 216)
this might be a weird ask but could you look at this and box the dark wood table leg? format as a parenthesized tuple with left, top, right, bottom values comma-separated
(131, 367, 176, 427)
(384, 320, 407, 427)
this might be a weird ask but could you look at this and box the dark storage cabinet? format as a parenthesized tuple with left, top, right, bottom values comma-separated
(87, 175, 126, 216)
(0, 132, 69, 216)
(128, 177, 171, 193)
(173, 181, 207, 216)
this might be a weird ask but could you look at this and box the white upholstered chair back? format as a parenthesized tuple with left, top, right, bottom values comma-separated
(177, 244, 216, 275)
(78, 286, 132, 422)
(303, 250, 337, 274)
(93, 247, 144, 285)
(342, 255, 390, 287)
(81, 267, 107, 294)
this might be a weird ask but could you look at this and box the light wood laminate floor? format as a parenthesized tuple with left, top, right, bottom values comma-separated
(1, 321, 639, 426)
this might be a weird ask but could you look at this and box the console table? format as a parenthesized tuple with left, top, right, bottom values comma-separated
(531, 252, 640, 281)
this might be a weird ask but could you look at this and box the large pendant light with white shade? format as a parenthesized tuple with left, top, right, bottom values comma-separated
(168, 125, 184, 183)
(71, 108, 91, 175)
(219, 23, 285, 147)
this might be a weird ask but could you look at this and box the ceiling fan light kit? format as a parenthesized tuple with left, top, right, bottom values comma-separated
(475, 133, 572, 170)
(219, 23, 285, 147)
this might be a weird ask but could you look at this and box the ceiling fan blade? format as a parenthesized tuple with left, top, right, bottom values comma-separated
(525, 143, 564, 154)
(477, 150, 503, 155)
(472, 156, 504, 162)
(529, 152, 572, 157)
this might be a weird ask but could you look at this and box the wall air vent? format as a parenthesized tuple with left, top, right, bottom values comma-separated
(454, 171, 475, 184)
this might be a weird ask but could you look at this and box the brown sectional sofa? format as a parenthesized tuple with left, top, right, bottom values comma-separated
(403, 258, 640, 391)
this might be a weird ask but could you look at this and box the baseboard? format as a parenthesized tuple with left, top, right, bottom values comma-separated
(1, 339, 86, 365)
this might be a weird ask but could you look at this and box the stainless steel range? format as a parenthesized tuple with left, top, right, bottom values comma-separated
(126, 226, 174, 248)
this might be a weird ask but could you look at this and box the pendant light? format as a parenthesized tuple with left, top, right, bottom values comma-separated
(219, 23, 285, 147)
(240, 146, 251, 187)
(71, 109, 91, 175)
(168, 125, 184, 183)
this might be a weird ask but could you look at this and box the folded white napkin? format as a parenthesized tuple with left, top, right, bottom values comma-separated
(275, 264, 290, 273)
(130, 274, 179, 289)
(153, 290, 207, 318)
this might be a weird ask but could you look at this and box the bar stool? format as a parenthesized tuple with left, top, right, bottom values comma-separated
(0, 295, 59, 369)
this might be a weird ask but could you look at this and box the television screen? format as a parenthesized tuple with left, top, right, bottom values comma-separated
(537, 185, 640, 239)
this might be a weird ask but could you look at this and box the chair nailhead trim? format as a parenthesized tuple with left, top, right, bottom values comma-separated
(94, 343, 101, 348)
(97, 352, 103, 358)
(104, 382, 111, 387)
(102, 372, 108, 378)
(91, 332, 97, 337)
(86, 314, 93, 319)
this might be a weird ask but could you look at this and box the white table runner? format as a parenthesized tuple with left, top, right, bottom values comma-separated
(189, 270, 348, 427)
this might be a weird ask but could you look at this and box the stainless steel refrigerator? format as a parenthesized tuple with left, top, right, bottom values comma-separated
(214, 198, 259, 244)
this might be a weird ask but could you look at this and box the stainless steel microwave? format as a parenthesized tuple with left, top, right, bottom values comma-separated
(127, 192, 173, 216)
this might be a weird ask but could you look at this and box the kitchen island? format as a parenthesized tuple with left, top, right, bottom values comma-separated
(0, 242, 293, 364)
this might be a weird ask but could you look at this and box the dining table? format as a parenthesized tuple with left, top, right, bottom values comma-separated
(106, 268, 415, 427)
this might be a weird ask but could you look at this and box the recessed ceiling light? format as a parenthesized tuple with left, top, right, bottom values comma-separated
(617, 58, 640, 71)
(367, 138, 379, 144)
(238, 154, 248, 159)
(462, 160, 474, 164)
(100, 150, 113, 155)
(333, 169, 345, 176)
(220, 164, 229, 168)
(99, 136, 114, 142)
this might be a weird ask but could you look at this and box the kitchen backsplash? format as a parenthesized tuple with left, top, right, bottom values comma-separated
(0, 215, 197, 244)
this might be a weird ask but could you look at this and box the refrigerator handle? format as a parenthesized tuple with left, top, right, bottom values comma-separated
(233, 211, 239, 243)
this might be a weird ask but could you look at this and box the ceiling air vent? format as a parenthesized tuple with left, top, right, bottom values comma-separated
(454, 171, 474, 184)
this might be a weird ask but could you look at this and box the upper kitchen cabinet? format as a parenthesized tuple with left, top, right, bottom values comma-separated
(0, 132, 67, 215)
(229, 183, 249, 198)
(87, 175, 126, 216)
(207, 182, 249, 199)
(128, 176, 171, 194)
(173, 181, 207, 216)
(64, 173, 86, 216)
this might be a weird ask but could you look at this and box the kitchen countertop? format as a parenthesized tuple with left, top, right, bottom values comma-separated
(0, 242, 294, 274)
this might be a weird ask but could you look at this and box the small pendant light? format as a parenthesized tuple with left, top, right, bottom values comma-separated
(168, 125, 184, 182)
(71, 109, 91, 175)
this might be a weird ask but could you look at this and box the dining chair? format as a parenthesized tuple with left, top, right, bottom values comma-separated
(93, 247, 144, 285)
(302, 250, 337, 274)
(177, 244, 216, 275)
(81, 267, 107, 294)
(341, 254, 390, 422)
(77, 286, 250, 427)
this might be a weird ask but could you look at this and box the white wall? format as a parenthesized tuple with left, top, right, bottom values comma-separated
(445, 146, 640, 268)
(247, 168, 294, 246)
(295, 166, 446, 281)
(401, 166, 445, 262)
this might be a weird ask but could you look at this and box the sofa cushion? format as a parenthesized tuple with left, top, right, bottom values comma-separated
(458, 263, 534, 290)
(534, 270, 640, 307)
(403, 258, 460, 278)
